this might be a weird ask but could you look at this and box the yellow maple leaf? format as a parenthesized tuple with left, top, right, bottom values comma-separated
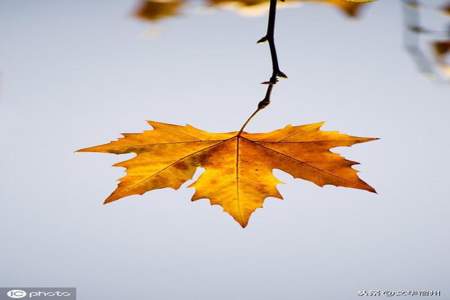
(78, 121, 376, 227)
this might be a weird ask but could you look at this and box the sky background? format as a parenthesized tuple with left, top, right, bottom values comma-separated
(1, 0, 449, 299)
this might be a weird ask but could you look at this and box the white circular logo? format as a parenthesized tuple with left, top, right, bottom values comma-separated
(6, 290, 27, 299)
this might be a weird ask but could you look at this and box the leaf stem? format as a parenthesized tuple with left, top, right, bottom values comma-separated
(238, 107, 261, 136)
(238, 0, 286, 135)
(238, 84, 273, 135)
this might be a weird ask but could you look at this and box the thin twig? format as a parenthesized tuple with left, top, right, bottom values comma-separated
(238, 0, 287, 135)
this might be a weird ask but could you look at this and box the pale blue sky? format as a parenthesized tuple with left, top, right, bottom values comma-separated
(1, 1, 449, 299)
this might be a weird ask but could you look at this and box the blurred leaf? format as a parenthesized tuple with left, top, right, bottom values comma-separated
(441, 2, 450, 16)
(432, 40, 450, 77)
(133, 0, 373, 23)
(302, 0, 371, 17)
(134, 0, 184, 22)
(207, 0, 300, 16)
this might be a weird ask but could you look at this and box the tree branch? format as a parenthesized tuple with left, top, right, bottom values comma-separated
(258, 0, 287, 83)
(238, 0, 286, 135)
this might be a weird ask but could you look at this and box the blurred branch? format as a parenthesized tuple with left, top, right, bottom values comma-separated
(402, 0, 450, 80)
